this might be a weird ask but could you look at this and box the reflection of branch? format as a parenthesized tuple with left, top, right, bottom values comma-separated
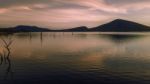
(0, 52, 3, 65)
(4, 54, 13, 80)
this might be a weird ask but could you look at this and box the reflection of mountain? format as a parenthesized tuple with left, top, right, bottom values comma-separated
(0, 19, 150, 32)
(104, 34, 145, 43)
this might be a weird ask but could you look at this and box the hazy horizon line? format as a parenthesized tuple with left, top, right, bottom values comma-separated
(0, 18, 149, 29)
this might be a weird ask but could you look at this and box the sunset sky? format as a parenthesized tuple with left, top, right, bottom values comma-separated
(0, 0, 150, 29)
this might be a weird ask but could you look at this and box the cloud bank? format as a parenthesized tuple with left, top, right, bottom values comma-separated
(0, 0, 150, 28)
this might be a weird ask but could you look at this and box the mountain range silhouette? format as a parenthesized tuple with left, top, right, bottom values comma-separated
(0, 19, 150, 32)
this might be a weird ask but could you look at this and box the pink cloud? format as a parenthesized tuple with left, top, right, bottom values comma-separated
(32, 4, 49, 9)
(0, 8, 8, 14)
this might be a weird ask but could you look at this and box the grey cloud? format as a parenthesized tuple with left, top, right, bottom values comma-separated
(0, 0, 51, 7)
(105, 0, 150, 6)
(0, 0, 91, 12)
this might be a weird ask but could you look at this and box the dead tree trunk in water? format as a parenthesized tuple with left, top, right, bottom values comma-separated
(0, 37, 13, 80)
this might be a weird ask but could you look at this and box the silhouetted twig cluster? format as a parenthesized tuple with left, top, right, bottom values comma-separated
(0, 36, 13, 80)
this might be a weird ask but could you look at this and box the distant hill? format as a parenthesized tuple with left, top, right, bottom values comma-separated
(1, 19, 150, 32)
(0, 25, 88, 32)
(55, 26, 88, 32)
(0, 25, 51, 32)
(90, 19, 150, 32)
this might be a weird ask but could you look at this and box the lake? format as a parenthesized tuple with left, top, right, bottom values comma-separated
(0, 32, 150, 84)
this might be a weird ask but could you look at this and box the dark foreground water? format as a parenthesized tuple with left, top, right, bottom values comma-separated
(0, 32, 150, 84)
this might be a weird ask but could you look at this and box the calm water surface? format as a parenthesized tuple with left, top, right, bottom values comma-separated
(0, 32, 150, 84)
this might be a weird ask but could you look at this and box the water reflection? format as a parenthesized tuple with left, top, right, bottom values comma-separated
(104, 34, 145, 43)
(40, 32, 43, 46)
(0, 32, 150, 84)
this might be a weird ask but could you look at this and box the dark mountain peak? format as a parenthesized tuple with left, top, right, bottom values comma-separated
(90, 19, 150, 32)
(109, 19, 137, 24)
(112, 19, 125, 22)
